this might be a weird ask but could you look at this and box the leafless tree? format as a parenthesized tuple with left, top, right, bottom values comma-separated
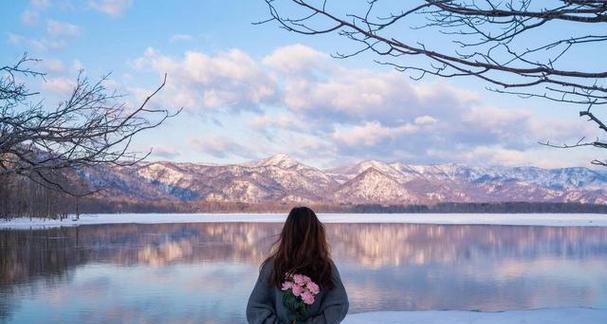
(0, 54, 180, 197)
(259, 0, 607, 165)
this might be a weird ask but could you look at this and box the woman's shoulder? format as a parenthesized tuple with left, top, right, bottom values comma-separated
(329, 259, 340, 272)
(259, 258, 274, 276)
(327, 259, 345, 286)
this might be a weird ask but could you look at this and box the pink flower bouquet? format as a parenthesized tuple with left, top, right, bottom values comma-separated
(281, 273, 320, 323)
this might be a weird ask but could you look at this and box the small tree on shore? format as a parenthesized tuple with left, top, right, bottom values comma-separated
(1, 55, 180, 193)
(0, 55, 180, 218)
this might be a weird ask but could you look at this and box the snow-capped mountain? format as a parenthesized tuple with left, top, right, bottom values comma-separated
(81, 154, 607, 205)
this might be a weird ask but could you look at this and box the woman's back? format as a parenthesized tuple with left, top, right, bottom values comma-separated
(246, 259, 349, 323)
(246, 207, 349, 324)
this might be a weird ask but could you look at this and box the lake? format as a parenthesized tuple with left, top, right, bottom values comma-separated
(1, 219, 607, 323)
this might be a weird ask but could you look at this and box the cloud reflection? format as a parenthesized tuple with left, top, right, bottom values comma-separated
(1, 222, 607, 322)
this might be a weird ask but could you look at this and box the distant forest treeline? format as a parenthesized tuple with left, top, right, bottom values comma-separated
(75, 199, 607, 214)
(0, 174, 79, 219)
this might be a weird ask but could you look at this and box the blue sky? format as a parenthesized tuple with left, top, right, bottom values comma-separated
(1, 0, 602, 168)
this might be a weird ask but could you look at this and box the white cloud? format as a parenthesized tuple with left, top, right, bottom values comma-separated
(31, 0, 50, 9)
(71, 59, 84, 72)
(263, 46, 476, 125)
(47, 19, 81, 37)
(332, 121, 420, 146)
(249, 114, 300, 130)
(464, 106, 530, 130)
(441, 146, 593, 169)
(151, 146, 181, 159)
(20, 0, 50, 28)
(459, 146, 531, 166)
(170, 34, 193, 43)
(43, 58, 66, 73)
(90, 0, 132, 16)
(42, 77, 76, 95)
(414, 115, 437, 126)
(263, 44, 327, 75)
(189, 136, 255, 159)
(100, 78, 122, 93)
(455, 105, 596, 149)
(7, 33, 24, 45)
(133, 44, 595, 167)
(527, 116, 597, 143)
(8, 18, 81, 50)
(21, 10, 39, 25)
(134, 47, 277, 110)
(275, 66, 475, 126)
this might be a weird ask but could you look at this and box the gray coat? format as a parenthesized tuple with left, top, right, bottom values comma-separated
(246, 260, 349, 324)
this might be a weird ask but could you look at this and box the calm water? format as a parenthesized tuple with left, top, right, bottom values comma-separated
(1, 221, 607, 323)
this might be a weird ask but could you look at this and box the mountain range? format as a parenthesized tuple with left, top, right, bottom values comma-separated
(76, 154, 607, 206)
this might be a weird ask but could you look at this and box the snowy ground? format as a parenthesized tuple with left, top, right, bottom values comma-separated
(343, 308, 607, 324)
(1, 213, 607, 229)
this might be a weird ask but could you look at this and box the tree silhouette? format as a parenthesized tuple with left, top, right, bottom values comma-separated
(0, 54, 180, 196)
(259, 0, 607, 165)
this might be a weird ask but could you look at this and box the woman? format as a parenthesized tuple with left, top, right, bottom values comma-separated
(247, 207, 349, 323)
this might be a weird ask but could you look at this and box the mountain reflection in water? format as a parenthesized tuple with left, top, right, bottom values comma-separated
(1, 222, 607, 323)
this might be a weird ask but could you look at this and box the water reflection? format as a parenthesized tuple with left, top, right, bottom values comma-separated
(1, 222, 607, 323)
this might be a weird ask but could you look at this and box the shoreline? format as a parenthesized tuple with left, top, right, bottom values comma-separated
(343, 308, 607, 324)
(2, 213, 607, 229)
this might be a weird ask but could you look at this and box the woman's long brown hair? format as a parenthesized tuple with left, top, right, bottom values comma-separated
(262, 206, 334, 289)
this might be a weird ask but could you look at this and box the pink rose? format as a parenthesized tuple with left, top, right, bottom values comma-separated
(293, 274, 306, 285)
(292, 284, 304, 296)
(306, 281, 320, 294)
(302, 291, 315, 305)
(281, 281, 293, 291)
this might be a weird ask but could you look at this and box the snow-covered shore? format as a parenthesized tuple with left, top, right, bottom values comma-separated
(1, 213, 607, 229)
(344, 308, 607, 324)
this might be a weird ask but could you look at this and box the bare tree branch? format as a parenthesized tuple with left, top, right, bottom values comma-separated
(0, 54, 181, 196)
(259, 0, 607, 165)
